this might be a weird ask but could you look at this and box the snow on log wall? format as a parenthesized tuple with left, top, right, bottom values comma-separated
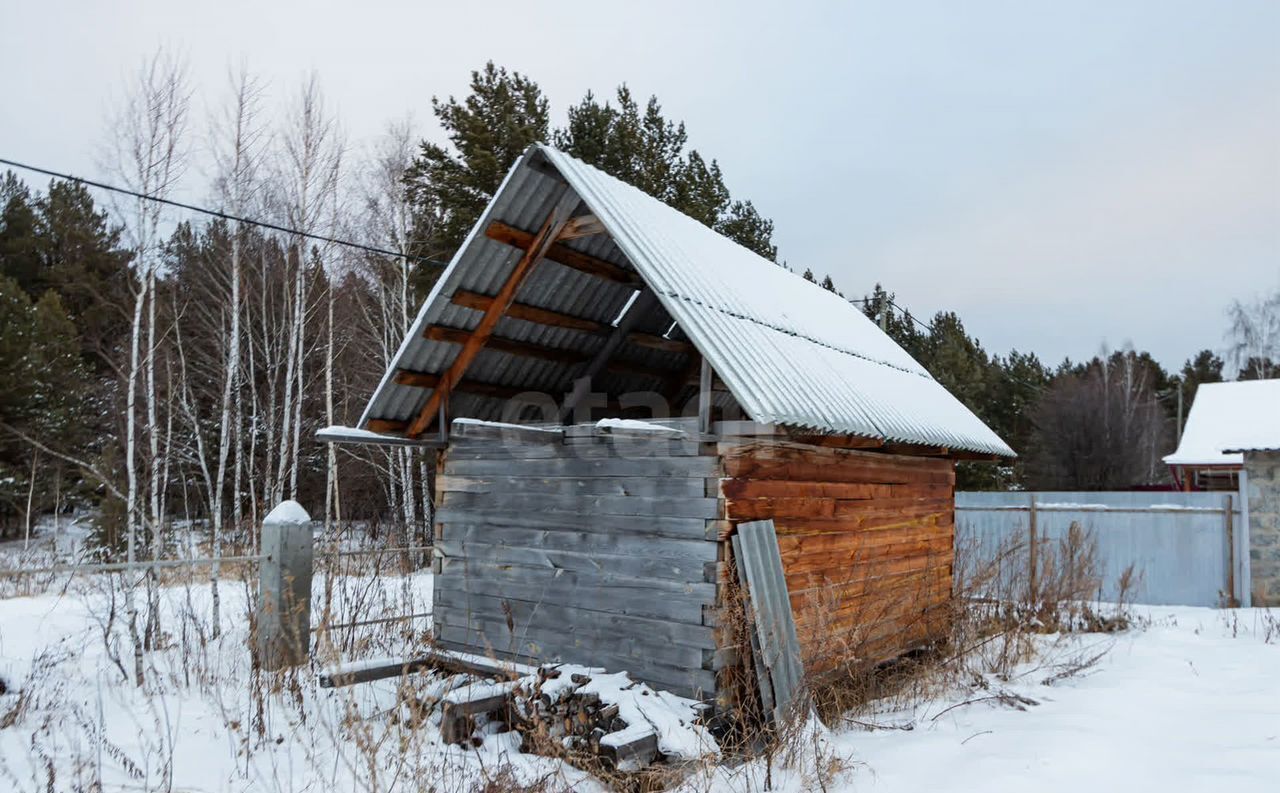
(720, 442, 955, 672)
(431, 423, 721, 699)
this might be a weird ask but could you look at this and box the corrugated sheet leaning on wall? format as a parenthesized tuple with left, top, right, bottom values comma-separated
(956, 491, 1242, 607)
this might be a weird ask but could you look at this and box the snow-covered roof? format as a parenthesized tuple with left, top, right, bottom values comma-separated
(1163, 379, 1280, 467)
(359, 144, 1013, 457)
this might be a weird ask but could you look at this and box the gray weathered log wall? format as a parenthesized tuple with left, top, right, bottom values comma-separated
(432, 420, 722, 699)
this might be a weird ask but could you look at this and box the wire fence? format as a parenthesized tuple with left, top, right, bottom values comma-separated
(0, 544, 434, 579)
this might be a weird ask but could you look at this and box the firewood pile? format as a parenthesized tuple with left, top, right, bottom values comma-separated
(323, 650, 718, 771)
(507, 667, 663, 769)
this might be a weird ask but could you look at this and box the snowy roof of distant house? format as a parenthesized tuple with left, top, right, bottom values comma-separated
(356, 144, 1014, 457)
(1162, 379, 1280, 467)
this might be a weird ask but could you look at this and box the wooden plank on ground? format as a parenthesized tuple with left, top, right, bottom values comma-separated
(432, 633, 717, 698)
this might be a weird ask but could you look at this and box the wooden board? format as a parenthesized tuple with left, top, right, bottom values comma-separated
(432, 589, 717, 648)
(433, 508, 713, 541)
(437, 539, 713, 584)
(440, 490, 720, 519)
(436, 474, 706, 498)
(438, 523, 717, 560)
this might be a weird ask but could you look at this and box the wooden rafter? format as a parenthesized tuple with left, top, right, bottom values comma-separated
(881, 443, 952, 458)
(404, 193, 580, 438)
(450, 291, 604, 333)
(366, 418, 409, 434)
(424, 326, 585, 366)
(558, 214, 605, 240)
(485, 221, 640, 285)
(788, 433, 887, 450)
(423, 324, 673, 380)
(393, 370, 532, 401)
(453, 290, 691, 357)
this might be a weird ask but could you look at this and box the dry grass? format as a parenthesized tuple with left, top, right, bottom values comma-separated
(708, 521, 1137, 792)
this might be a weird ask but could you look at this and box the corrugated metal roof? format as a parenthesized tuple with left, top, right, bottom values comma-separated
(359, 144, 1014, 457)
(1163, 379, 1280, 466)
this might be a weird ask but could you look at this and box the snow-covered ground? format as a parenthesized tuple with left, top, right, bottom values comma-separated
(0, 571, 1276, 792)
(684, 607, 1280, 793)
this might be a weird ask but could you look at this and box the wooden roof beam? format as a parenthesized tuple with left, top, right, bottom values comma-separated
(557, 213, 605, 240)
(405, 192, 580, 438)
(424, 326, 586, 366)
(450, 290, 604, 333)
(393, 370, 532, 401)
(485, 221, 641, 285)
(788, 434, 887, 450)
(880, 443, 952, 458)
(453, 291, 692, 357)
(425, 324, 676, 380)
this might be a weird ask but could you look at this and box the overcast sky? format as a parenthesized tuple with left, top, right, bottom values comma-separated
(2, 1, 1277, 369)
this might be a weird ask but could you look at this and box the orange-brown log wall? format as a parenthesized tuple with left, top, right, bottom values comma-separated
(722, 443, 955, 671)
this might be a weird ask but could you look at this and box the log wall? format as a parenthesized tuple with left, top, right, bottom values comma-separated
(432, 422, 722, 699)
(720, 441, 955, 672)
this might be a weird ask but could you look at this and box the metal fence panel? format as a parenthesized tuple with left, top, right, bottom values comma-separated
(956, 491, 1238, 607)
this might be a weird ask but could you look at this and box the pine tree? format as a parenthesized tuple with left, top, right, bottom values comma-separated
(1178, 349, 1223, 412)
(556, 84, 779, 260)
(715, 200, 776, 260)
(405, 62, 550, 269)
(0, 277, 89, 535)
(0, 173, 42, 295)
(860, 283, 927, 359)
(34, 181, 132, 367)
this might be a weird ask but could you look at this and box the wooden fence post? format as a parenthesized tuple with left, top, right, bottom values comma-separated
(256, 500, 314, 671)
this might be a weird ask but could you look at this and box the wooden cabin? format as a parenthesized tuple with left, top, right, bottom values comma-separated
(326, 144, 1014, 705)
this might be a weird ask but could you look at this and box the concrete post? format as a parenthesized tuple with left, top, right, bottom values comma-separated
(256, 500, 313, 670)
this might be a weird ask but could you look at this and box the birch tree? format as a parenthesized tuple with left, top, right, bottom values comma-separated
(105, 47, 190, 683)
(204, 66, 265, 637)
(1225, 289, 1280, 380)
(356, 119, 432, 552)
(268, 74, 342, 507)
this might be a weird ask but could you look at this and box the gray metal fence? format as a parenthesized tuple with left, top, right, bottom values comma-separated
(956, 491, 1242, 607)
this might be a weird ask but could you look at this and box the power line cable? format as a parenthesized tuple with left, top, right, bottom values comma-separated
(0, 156, 446, 267)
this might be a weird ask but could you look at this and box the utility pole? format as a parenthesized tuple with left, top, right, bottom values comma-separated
(879, 294, 888, 332)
